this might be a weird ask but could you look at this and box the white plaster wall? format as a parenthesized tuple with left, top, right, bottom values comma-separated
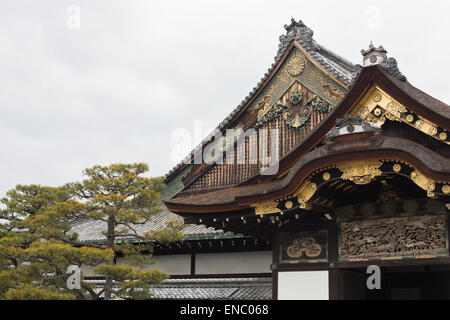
(81, 255, 191, 276)
(278, 271, 329, 300)
(195, 251, 272, 275)
(116, 254, 191, 275)
(81, 251, 272, 277)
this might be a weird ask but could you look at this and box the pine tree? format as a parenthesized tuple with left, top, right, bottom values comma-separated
(0, 185, 113, 299)
(0, 163, 184, 300)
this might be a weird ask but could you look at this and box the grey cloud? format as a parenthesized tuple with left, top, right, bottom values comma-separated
(0, 0, 448, 198)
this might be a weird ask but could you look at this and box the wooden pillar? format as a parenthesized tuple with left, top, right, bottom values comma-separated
(328, 222, 340, 299)
(272, 231, 279, 300)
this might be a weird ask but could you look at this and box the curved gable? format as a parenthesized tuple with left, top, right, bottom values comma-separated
(166, 22, 356, 198)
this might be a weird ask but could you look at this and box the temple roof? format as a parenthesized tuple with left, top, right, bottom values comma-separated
(165, 134, 450, 213)
(165, 19, 358, 182)
(379, 67, 449, 122)
(164, 65, 450, 216)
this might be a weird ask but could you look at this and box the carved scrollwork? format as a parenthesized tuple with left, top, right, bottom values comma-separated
(287, 237, 322, 258)
(283, 95, 331, 129)
(310, 95, 332, 113)
(283, 104, 311, 128)
(255, 103, 284, 128)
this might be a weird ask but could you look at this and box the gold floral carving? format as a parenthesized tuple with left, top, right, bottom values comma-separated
(338, 160, 383, 185)
(253, 200, 281, 215)
(410, 171, 436, 197)
(294, 181, 318, 208)
(385, 101, 407, 118)
(256, 50, 307, 122)
(286, 53, 306, 77)
(415, 119, 438, 136)
(287, 237, 322, 258)
(353, 86, 445, 144)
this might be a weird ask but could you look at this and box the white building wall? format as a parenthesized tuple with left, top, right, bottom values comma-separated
(81, 254, 192, 276)
(278, 270, 329, 300)
(117, 254, 191, 275)
(195, 251, 272, 275)
(81, 251, 272, 277)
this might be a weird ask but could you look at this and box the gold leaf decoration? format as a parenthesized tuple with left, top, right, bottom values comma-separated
(410, 171, 435, 193)
(253, 200, 280, 215)
(338, 161, 383, 185)
(286, 52, 306, 77)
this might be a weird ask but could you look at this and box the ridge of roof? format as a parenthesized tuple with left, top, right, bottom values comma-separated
(165, 18, 358, 182)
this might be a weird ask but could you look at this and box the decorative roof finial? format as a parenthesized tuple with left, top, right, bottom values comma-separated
(361, 43, 406, 81)
(276, 18, 314, 60)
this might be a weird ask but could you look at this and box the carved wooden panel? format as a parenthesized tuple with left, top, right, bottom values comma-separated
(184, 82, 330, 192)
(339, 214, 448, 261)
(279, 231, 328, 264)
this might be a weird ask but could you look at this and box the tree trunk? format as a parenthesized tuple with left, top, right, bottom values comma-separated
(103, 217, 115, 300)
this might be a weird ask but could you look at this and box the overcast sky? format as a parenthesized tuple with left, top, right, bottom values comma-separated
(0, 0, 448, 197)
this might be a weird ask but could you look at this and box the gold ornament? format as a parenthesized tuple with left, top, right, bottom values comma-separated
(410, 171, 435, 194)
(358, 106, 371, 118)
(439, 132, 447, 141)
(322, 172, 331, 181)
(338, 161, 383, 185)
(253, 200, 280, 215)
(442, 185, 450, 194)
(294, 181, 317, 207)
(285, 201, 293, 209)
(385, 101, 407, 118)
(415, 119, 438, 136)
(393, 164, 402, 173)
(286, 53, 306, 77)
(355, 86, 444, 144)
(406, 114, 414, 123)
(372, 92, 382, 102)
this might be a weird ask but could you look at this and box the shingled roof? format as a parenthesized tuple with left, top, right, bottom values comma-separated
(379, 67, 450, 122)
(83, 277, 272, 300)
(149, 277, 272, 300)
(71, 204, 234, 243)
